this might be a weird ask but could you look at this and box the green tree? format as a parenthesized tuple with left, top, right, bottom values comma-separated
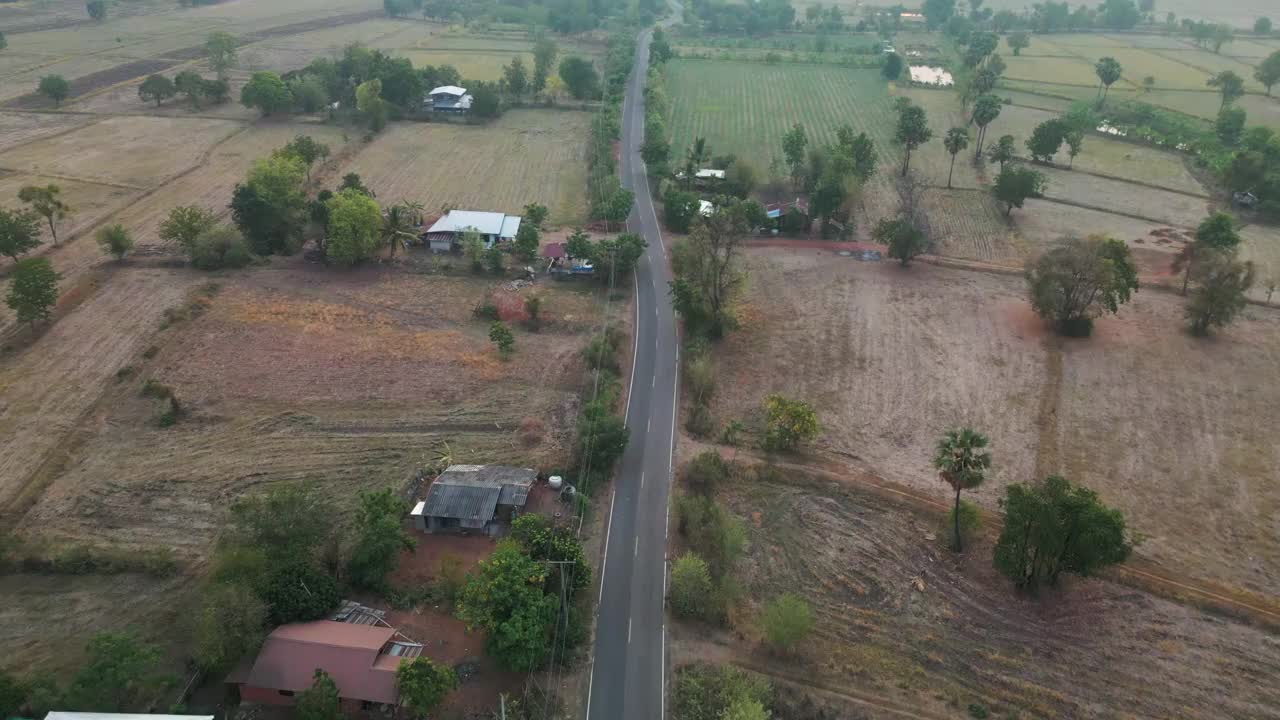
(1064, 129, 1084, 168)
(760, 593, 813, 651)
(669, 552, 714, 620)
(1256, 17, 1273, 35)
(943, 127, 969, 188)
(1210, 23, 1233, 53)
(138, 74, 176, 106)
(6, 257, 58, 330)
(514, 221, 540, 260)
(933, 427, 991, 551)
(395, 657, 457, 718)
(175, 70, 207, 108)
(86, 0, 107, 20)
(522, 202, 549, 228)
(469, 80, 501, 119)
(96, 223, 134, 260)
(240, 71, 293, 116)
(1207, 70, 1245, 109)
(577, 400, 629, 484)
(279, 135, 330, 182)
(189, 225, 252, 270)
(503, 55, 528, 99)
(882, 51, 904, 80)
(296, 670, 341, 720)
(875, 217, 927, 267)
(489, 320, 515, 358)
(895, 102, 933, 176)
(0, 33, 7, 52)
(987, 134, 1016, 170)
(1173, 211, 1241, 295)
(485, 244, 505, 274)
(762, 393, 819, 452)
(462, 228, 485, 272)
(671, 197, 751, 337)
(261, 562, 340, 625)
(1256, 50, 1280, 96)
(63, 632, 162, 712)
(1185, 250, 1254, 336)
(206, 31, 239, 79)
(456, 540, 558, 671)
(381, 201, 421, 258)
(1094, 56, 1123, 105)
(229, 484, 336, 564)
(289, 75, 330, 113)
(1216, 106, 1247, 145)
(782, 124, 808, 188)
(18, 184, 70, 247)
(37, 75, 70, 106)
(0, 207, 42, 260)
(159, 205, 217, 254)
(1027, 235, 1138, 336)
(993, 475, 1131, 590)
(1008, 31, 1031, 55)
(722, 698, 770, 720)
(348, 488, 414, 591)
(324, 188, 382, 266)
(992, 166, 1045, 216)
(558, 56, 600, 100)
(231, 154, 308, 255)
(970, 94, 1002, 161)
(532, 37, 559, 94)
(193, 581, 266, 673)
(1026, 118, 1068, 162)
(510, 514, 591, 596)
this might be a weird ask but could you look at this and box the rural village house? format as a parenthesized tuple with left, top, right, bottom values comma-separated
(425, 85, 472, 113)
(422, 210, 523, 251)
(229, 604, 423, 711)
(411, 464, 535, 535)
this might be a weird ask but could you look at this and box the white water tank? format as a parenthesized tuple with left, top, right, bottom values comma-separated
(548, 475, 563, 490)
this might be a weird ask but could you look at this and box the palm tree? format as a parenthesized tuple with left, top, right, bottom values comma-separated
(932, 427, 992, 552)
(381, 201, 422, 258)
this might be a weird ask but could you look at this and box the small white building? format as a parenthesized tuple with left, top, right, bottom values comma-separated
(426, 85, 472, 113)
(423, 210, 522, 251)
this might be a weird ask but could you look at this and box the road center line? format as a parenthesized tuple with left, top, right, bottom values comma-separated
(634, 536, 639, 556)
(628, 617, 633, 645)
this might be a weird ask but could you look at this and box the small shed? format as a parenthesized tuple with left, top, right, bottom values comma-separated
(426, 85, 472, 113)
(411, 465, 536, 535)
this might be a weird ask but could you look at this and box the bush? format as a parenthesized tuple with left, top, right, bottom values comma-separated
(762, 394, 820, 452)
(261, 562, 339, 624)
(683, 451, 730, 496)
(685, 402, 716, 438)
(191, 226, 253, 270)
(472, 300, 500, 321)
(760, 593, 813, 651)
(673, 664, 773, 720)
(675, 494, 745, 581)
(669, 552, 715, 620)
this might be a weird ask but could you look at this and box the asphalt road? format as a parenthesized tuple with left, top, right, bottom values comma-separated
(585, 23, 680, 720)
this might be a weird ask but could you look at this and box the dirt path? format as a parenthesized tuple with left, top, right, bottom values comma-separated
(1033, 339, 1064, 478)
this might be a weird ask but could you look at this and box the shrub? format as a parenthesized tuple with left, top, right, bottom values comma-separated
(191, 226, 253, 270)
(942, 499, 982, 548)
(675, 494, 745, 581)
(760, 593, 813, 651)
(472, 300, 500, 321)
(669, 552, 715, 619)
(683, 451, 730, 496)
(762, 394, 820, 452)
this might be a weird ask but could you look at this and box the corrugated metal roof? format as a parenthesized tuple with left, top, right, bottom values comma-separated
(244, 621, 402, 705)
(420, 465, 536, 521)
(421, 481, 501, 522)
(425, 210, 519, 237)
(429, 85, 467, 96)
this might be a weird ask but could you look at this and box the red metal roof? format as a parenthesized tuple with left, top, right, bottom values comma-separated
(543, 242, 566, 258)
(242, 621, 402, 705)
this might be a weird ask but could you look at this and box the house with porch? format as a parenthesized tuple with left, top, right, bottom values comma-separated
(422, 210, 522, 252)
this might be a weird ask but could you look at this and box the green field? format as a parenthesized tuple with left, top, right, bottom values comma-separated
(664, 60, 900, 168)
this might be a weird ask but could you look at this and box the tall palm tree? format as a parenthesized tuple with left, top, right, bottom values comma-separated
(932, 427, 992, 552)
(381, 201, 422, 258)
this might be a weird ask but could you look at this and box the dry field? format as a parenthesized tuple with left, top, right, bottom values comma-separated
(0, 257, 617, 669)
(669, 463, 1280, 719)
(707, 248, 1280, 598)
(1033, 164, 1211, 227)
(337, 110, 593, 226)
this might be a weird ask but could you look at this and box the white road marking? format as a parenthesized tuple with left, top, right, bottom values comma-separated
(623, 268, 640, 425)
(670, 344, 679, 475)
(641, 471, 645, 488)
(661, 622, 668, 720)
(647, 417, 651, 433)
(628, 617, 633, 645)
(597, 489, 617, 606)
